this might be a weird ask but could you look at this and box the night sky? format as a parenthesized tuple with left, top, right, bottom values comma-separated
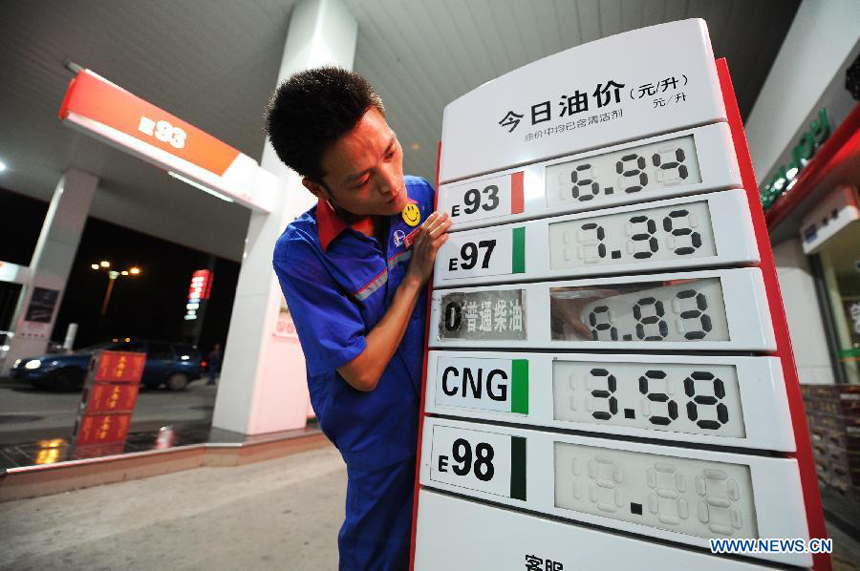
(0, 187, 239, 354)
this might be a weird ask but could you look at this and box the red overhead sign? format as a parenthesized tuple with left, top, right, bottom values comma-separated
(188, 269, 213, 301)
(57, 69, 276, 213)
(59, 70, 240, 176)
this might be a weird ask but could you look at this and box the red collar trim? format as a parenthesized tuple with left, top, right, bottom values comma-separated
(316, 196, 419, 251)
(316, 198, 350, 251)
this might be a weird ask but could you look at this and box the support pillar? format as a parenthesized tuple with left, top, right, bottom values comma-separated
(212, 0, 358, 434)
(3, 169, 97, 373)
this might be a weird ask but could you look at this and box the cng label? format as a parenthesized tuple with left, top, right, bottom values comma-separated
(435, 356, 529, 414)
(430, 424, 527, 500)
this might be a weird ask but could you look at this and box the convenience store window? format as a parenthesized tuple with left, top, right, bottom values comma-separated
(818, 221, 860, 384)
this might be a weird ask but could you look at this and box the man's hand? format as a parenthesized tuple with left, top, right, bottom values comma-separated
(338, 210, 452, 392)
(405, 211, 452, 286)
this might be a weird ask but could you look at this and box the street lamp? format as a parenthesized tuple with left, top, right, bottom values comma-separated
(92, 262, 142, 316)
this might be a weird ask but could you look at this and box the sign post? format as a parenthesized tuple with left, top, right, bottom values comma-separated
(411, 19, 828, 570)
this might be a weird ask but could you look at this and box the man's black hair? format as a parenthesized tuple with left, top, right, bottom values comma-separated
(264, 66, 385, 182)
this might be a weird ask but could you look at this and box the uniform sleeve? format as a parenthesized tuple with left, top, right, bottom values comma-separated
(273, 237, 367, 377)
(408, 176, 436, 219)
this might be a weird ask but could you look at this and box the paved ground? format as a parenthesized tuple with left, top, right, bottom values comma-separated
(1, 442, 859, 570)
(0, 445, 347, 571)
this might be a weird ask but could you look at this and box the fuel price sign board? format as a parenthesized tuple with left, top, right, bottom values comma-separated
(434, 189, 759, 287)
(425, 351, 794, 452)
(420, 417, 810, 567)
(412, 17, 826, 571)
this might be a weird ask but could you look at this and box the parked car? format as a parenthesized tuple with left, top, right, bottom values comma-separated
(9, 339, 202, 391)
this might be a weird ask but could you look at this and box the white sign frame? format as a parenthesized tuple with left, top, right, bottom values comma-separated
(429, 267, 775, 351)
(419, 417, 810, 567)
(439, 122, 741, 231)
(414, 490, 774, 570)
(425, 351, 794, 452)
(434, 189, 759, 287)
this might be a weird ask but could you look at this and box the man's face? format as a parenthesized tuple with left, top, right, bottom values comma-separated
(306, 107, 408, 218)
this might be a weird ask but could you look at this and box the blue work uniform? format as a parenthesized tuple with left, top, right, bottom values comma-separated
(273, 176, 434, 570)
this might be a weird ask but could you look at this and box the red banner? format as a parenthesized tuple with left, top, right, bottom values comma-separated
(86, 382, 140, 414)
(76, 413, 132, 445)
(94, 351, 146, 383)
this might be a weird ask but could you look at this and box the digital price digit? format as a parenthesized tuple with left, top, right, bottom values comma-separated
(547, 135, 702, 209)
(553, 361, 744, 437)
(549, 279, 730, 343)
(587, 288, 711, 341)
(554, 443, 758, 539)
(550, 199, 715, 269)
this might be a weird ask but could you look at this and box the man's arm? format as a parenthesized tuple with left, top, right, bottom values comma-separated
(338, 211, 451, 391)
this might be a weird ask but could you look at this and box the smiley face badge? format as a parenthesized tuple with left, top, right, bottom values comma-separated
(401, 202, 421, 227)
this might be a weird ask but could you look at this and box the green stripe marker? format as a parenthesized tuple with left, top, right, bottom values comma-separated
(512, 227, 525, 274)
(511, 359, 529, 414)
(510, 436, 527, 500)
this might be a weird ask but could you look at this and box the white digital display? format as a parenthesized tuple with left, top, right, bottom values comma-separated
(437, 123, 742, 232)
(546, 135, 702, 210)
(554, 442, 758, 539)
(549, 200, 716, 269)
(553, 361, 745, 437)
(434, 190, 759, 288)
(425, 352, 794, 452)
(430, 268, 775, 351)
(419, 417, 811, 567)
(551, 278, 730, 342)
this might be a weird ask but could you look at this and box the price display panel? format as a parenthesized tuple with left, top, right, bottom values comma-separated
(414, 490, 772, 571)
(425, 352, 794, 452)
(430, 268, 775, 351)
(434, 189, 758, 287)
(438, 123, 740, 231)
(419, 417, 811, 567)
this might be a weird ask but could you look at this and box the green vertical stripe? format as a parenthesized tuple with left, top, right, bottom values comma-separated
(511, 359, 529, 414)
(512, 227, 525, 273)
(510, 436, 527, 501)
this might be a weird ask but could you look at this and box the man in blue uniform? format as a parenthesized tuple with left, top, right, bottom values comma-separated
(265, 67, 451, 570)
